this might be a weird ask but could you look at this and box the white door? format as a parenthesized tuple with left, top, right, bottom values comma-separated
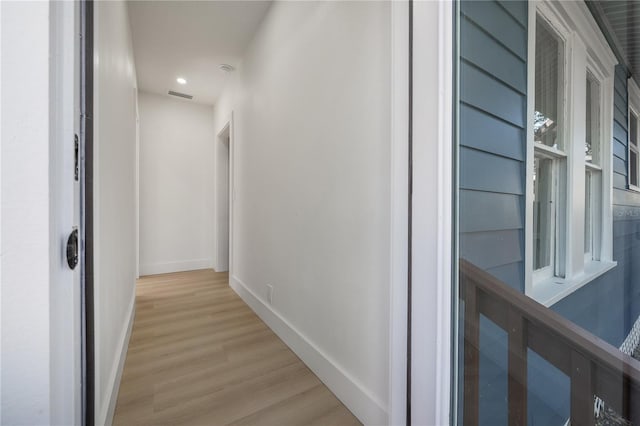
(49, 1, 84, 424)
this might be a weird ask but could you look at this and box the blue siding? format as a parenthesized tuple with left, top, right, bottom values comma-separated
(460, 1, 527, 60)
(460, 148, 524, 194)
(458, 5, 640, 426)
(479, 316, 508, 426)
(498, 0, 527, 27)
(459, 0, 527, 296)
(458, 2, 527, 425)
(460, 229, 523, 270)
(527, 350, 570, 425)
(459, 190, 523, 232)
(461, 20, 527, 91)
(461, 105, 525, 161)
(461, 62, 526, 127)
(613, 64, 629, 189)
(553, 191, 640, 348)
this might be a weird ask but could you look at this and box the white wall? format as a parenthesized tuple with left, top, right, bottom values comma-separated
(138, 91, 215, 276)
(212, 3, 391, 423)
(1, 2, 52, 424)
(94, 1, 138, 424)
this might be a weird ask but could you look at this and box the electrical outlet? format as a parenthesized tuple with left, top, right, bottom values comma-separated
(267, 284, 274, 304)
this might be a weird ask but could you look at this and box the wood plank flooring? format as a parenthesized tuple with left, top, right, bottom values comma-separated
(112, 269, 361, 426)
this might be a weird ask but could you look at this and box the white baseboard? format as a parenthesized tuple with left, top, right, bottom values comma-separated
(140, 258, 212, 276)
(229, 275, 388, 426)
(98, 296, 136, 426)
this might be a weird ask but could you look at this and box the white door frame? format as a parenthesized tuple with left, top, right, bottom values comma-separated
(229, 114, 235, 277)
(388, 1, 454, 424)
(135, 86, 140, 279)
(409, 1, 454, 425)
(214, 114, 235, 274)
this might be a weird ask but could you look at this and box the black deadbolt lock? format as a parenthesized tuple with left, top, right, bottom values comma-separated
(67, 228, 79, 270)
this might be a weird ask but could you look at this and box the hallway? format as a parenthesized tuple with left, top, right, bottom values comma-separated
(112, 270, 361, 425)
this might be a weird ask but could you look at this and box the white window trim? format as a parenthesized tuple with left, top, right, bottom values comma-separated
(584, 63, 607, 265)
(526, 0, 617, 307)
(628, 79, 640, 191)
(584, 162, 603, 263)
(584, 170, 593, 262)
(629, 138, 640, 191)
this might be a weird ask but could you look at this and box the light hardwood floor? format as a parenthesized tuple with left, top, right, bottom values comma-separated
(113, 269, 361, 426)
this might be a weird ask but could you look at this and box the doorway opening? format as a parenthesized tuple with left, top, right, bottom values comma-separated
(215, 119, 233, 273)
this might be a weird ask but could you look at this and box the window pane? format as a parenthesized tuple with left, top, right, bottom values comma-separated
(586, 75, 600, 165)
(631, 150, 638, 186)
(535, 19, 563, 149)
(585, 171, 591, 254)
(458, 7, 634, 426)
(534, 157, 553, 270)
(631, 113, 638, 147)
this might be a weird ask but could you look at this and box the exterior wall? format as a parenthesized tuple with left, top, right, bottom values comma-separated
(138, 91, 215, 275)
(458, 1, 528, 424)
(459, 0, 528, 292)
(613, 65, 629, 189)
(537, 65, 636, 425)
(459, 2, 640, 425)
(544, 65, 640, 423)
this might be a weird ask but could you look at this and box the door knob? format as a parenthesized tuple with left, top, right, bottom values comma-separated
(66, 228, 78, 270)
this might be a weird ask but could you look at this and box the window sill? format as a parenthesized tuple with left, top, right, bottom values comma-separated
(629, 184, 640, 193)
(529, 261, 618, 307)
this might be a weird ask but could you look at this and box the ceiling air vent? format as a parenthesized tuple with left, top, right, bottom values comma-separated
(168, 90, 193, 100)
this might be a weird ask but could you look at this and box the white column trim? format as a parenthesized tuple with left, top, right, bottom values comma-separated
(411, 1, 453, 424)
(388, 0, 409, 424)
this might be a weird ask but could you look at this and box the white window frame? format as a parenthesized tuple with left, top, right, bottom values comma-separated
(628, 79, 640, 191)
(584, 165, 603, 261)
(526, 0, 617, 307)
(584, 68, 603, 264)
(532, 146, 565, 281)
(628, 110, 640, 189)
(528, 2, 571, 292)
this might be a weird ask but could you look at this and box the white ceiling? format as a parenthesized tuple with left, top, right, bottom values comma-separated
(128, 1, 272, 105)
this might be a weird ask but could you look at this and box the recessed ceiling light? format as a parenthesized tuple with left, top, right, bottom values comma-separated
(176, 77, 187, 85)
(219, 64, 235, 73)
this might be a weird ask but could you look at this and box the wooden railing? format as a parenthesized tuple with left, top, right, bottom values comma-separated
(461, 259, 640, 425)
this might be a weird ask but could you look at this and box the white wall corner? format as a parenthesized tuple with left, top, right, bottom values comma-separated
(229, 275, 389, 426)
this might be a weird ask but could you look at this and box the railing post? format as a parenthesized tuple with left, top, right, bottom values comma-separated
(463, 277, 479, 425)
(571, 351, 595, 426)
(508, 307, 527, 426)
(461, 260, 640, 426)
